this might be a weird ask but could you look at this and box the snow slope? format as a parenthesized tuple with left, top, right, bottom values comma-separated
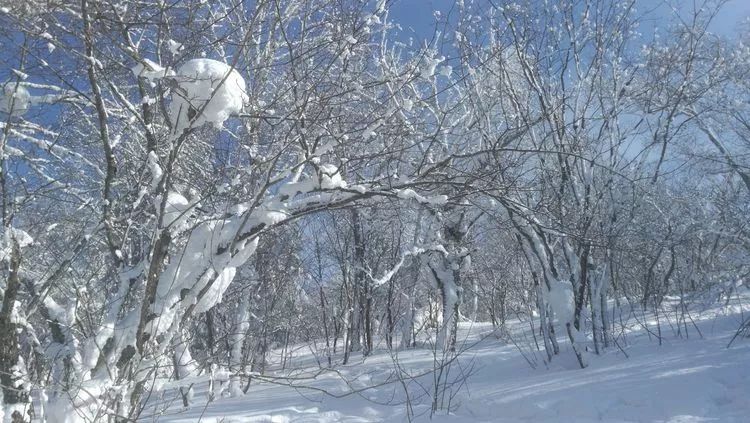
(144, 296, 750, 423)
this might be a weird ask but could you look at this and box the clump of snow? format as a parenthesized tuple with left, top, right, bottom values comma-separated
(11, 69, 28, 80)
(350, 184, 367, 194)
(131, 58, 174, 82)
(420, 54, 445, 78)
(193, 267, 237, 314)
(9, 227, 33, 248)
(166, 39, 183, 54)
(147, 210, 263, 337)
(1, 82, 30, 116)
(396, 188, 448, 205)
(362, 120, 381, 139)
(318, 164, 347, 190)
(157, 191, 193, 229)
(147, 150, 163, 189)
(278, 164, 349, 198)
(366, 14, 381, 25)
(402, 98, 414, 112)
(169, 58, 248, 133)
(1, 227, 33, 262)
(439, 65, 453, 77)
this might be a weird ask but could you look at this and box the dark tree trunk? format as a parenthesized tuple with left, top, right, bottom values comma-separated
(0, 241, 29, 420)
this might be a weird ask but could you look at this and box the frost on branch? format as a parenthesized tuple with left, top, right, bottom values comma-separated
(169, 58, 248, 133)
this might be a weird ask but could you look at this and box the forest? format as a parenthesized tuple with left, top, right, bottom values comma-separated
(0, 0, 749, 421)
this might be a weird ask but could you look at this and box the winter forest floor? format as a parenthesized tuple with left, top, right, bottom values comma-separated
(140, 294, 750, 423)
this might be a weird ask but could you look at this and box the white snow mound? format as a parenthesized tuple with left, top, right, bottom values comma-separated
(170, 58, 248, 132)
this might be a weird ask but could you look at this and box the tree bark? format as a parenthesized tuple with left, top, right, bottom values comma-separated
(0, 240, 29, 420)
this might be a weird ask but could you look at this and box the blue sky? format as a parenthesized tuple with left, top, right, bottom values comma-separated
(388, 0, 750, 40)
(712, 0, 750, 36)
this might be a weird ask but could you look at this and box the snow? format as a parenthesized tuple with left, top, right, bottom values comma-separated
(147, 150, 163, 189)
(193, 267, 236, 313)
(157, 191, 193, 229)
(420, 54, 445, 79)
(169, 58, 248, 133)
(366, 14, 381, 25)
(396, 188, 448, 205)
(2, 403, 30, 423)
(1, 82, 30, 116)
(278, 164, 349, 197)
(8, 227, 33, 248)
(131, 58, 175, 82)
(11, 69, 28, 80)
(146, 295, 750, 423)
(166, 39, 183, 54)
(546, 279, 575, 324)
(439, 65, 453, 77)
(318, 164, 347, 190)
(229, 292, 251, 397)
(0, 227, 33, 262)
(145, 205, 270, 339)
(362, 121, 381, 139)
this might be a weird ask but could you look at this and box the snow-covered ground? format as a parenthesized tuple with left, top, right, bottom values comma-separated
(143, 295, 750, 422)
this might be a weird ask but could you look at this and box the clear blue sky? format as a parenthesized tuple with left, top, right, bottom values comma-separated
(712, 0, 750, 36)
(388, 0, 750, 40)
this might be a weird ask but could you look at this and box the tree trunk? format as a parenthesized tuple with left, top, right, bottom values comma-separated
(0, 240, 30, 422)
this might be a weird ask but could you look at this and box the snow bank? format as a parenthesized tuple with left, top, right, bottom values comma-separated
(169, 58, 248, 132)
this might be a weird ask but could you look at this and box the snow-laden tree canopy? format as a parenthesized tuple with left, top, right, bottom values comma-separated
(0, 0, 749, 422)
